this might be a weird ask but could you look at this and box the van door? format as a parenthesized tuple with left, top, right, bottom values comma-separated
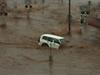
(51, 39, 60, 49)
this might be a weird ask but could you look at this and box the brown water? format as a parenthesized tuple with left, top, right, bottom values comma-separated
(0, 0, 100, 75)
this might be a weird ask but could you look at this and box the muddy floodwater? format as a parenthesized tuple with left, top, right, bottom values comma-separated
(0, 0, 100, 75)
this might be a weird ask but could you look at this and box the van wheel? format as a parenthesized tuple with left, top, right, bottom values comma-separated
(42, 43, 49, 48)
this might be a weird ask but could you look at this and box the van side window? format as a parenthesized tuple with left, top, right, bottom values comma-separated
(43, 36, 52, 42)
(54, 39, 60, 44)
(47, 37, 52, 42)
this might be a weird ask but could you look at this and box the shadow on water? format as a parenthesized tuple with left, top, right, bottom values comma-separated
(26, 8, 33, 26)
(27, 16, 32, 25)
(48, 48, 54, 75)
(49, 61, 53, 75)
(26, 8, 31, 20)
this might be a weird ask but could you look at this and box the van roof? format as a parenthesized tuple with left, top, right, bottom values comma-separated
(42, 34, 64, 39)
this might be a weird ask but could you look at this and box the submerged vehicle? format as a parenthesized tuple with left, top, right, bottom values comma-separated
(38, 34, 64, 49)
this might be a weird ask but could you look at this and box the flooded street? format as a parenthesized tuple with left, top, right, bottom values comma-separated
(0, 0, 100, 75)
(0, 36, 100, 75)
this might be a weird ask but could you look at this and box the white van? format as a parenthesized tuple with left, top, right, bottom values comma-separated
(38, 34, 64, 49)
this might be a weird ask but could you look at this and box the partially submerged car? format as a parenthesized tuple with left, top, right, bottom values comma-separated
(38, 34, 64, 49)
